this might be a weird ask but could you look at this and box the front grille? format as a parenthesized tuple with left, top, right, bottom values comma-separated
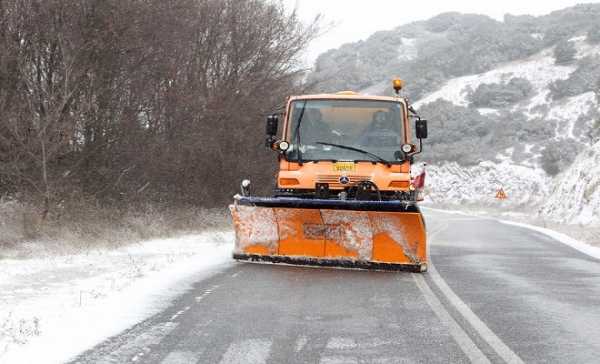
(316, 175, 372, 188)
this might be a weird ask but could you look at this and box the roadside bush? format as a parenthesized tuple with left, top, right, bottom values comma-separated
(549, 56, 600, 100)
(587, 118, 600, 144)
(587, 24, 600, 44)
(417, 100, 498, 165)
(540, 140, 580, 176)
(554, 40, 577, 65)
(468, 77, 533, 108)
(0, 195, 230, 254)
(425, 12, 466, 33)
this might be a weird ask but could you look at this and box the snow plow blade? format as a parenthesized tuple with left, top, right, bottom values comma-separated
(229, 196, 427, 272)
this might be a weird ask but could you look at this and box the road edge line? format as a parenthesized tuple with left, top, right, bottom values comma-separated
(412, 273, 491, 364)
(498, 219, 600, 260)
(423, 206, 600, 260)
(427, 262, 525, 364)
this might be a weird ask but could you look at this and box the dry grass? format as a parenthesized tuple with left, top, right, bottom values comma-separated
(0, 197, 231, 258)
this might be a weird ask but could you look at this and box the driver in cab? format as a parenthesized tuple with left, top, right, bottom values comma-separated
(356, 111, 400, 146)
(300, 108, 336, 144)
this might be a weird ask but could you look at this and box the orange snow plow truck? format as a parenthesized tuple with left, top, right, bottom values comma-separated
(229, 79, 429, 272)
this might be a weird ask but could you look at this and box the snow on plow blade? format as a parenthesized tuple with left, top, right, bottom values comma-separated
(229, 197, 427, 272)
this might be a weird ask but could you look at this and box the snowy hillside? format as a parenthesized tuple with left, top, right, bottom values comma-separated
(413, 48, 575, 110)
(414, 36, 599, 147)
(409, 37, 599, 225)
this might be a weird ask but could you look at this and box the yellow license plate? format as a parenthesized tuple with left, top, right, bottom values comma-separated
(333, 162, 355, 172)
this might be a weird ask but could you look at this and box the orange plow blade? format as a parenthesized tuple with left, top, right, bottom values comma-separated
(229, 197, 427, 272)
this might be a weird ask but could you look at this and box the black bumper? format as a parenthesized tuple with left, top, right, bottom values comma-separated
(233, 253, 426, 273)
(234, 196, 420, 213)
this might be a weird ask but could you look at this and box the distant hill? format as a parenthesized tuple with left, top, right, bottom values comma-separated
(308, 4, 600, 223)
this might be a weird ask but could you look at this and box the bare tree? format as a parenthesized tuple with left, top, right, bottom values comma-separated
(0, 0, 320, 212)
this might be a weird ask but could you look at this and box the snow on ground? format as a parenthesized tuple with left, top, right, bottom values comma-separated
(531, 33, 543, 40)
(423, 161, 551, 207)
(570, 35, 600, 60)
(0, 231, 234, 364)
(547, 91, 597, 139)
(413, 48, 576, 108)
(477, 108, 500, 116)
(397, 37, 418, 61)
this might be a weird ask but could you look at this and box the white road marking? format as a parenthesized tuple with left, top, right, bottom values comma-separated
(427, 262, 525, 364)
(160, 350, 198, 364)
(219, 338, 272, 364)
(320, 355, 359, 364)
(499, 219, 600, 260)
(195, 285, 220, 303)
(426, 219, 525, 364)
(412, 273, 491, 364)
(231, 272, 241, 278)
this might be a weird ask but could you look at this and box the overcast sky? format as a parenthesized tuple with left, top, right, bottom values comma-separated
(283, 0, 599, 65)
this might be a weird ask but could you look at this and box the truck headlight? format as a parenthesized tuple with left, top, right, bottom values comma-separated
(278, 141, 290, 151)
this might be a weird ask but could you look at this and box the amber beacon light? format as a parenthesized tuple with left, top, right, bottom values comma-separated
(393, 78, 404, 93)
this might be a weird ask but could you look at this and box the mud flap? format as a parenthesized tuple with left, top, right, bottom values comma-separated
(229, 196, 427, 271)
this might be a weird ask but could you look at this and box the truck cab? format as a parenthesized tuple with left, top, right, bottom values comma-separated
(266, 87, 427, 201)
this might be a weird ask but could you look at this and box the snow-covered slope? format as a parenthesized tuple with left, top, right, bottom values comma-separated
(414, 48, 575, 109)
(421, 161, 551, 207)
(539, 141, 600, 225)
(415, 40, 598, 146)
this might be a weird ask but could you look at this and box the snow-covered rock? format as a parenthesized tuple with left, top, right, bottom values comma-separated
(422, 161, 551, 207)
(539, 141, 600, 225)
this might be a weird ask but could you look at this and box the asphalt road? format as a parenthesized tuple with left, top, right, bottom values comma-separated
(70, 209, 600, 364)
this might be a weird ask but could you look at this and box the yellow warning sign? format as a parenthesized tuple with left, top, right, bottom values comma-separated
(495, 188, 507, 200)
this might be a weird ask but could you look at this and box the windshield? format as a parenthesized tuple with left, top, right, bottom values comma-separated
(285, 99, 405, 162)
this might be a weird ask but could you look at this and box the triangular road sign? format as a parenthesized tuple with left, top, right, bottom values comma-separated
(495, 188, 507, 200)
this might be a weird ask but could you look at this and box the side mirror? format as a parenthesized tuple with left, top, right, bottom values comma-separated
(266, 114, 278, 137)
(416, 119, 428, 139)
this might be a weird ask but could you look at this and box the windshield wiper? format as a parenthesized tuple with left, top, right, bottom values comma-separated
(315, 142, 390, 166)
(292, 101, 307, 165)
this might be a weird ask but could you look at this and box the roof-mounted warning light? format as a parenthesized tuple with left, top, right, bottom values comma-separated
(393, 79, 404, 94)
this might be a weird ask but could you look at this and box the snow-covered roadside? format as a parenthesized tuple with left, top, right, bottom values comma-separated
(0, 231, 234, 364)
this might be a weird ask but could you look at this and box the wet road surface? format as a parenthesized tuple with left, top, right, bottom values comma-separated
(71, 209, 600, 364)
